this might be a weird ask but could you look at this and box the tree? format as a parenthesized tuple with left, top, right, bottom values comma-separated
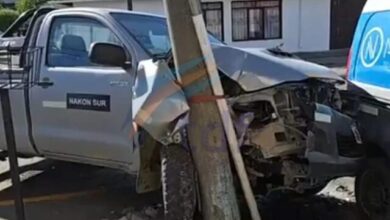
(0, 9, 19, 32)
(16, 0, 47, 13)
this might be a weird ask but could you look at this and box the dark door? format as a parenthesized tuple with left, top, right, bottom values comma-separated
(330, 0, 366, 49)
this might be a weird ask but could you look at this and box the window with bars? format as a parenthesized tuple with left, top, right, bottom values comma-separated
(202, 2, 224, 41)
(232, 0, 281, 41)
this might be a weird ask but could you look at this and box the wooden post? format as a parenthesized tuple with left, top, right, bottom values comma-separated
(163, 0, 241, 219)
(0, 89, 26, 220)
(188, 2, 261, 220)
(126, 0, 132, 10)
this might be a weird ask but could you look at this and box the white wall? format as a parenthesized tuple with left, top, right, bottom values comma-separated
(219, 0, 287, 50)
(133, 0, 165, 15)
(132, 0, 331, 52)
(71, 0, 331, 52)
(299, 0, 331, 51)
(225, 0, 331, 52)
(73, 0, 127, 9)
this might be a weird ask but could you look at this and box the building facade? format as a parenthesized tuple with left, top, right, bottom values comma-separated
(0, 0, 16, 7)
(53, 0, 366, 52)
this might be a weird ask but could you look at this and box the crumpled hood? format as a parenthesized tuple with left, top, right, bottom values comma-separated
(212, 45, 344, 92)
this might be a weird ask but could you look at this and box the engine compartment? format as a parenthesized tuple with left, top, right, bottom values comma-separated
(228, 80, 362, 193)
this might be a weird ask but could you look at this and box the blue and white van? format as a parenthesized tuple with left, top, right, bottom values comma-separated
(348, 0, 390, 99)
(348, 0, 390, 219)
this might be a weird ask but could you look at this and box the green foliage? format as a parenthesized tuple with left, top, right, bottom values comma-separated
(16, 0, 47, 13)
(0, 9, 19, 32)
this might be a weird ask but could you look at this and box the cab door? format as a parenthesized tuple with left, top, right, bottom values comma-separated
(30, 15, 136, 165)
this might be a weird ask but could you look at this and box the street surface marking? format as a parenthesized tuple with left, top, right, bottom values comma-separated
(0, 170, 43, 192)
(0, 189, 102, 207)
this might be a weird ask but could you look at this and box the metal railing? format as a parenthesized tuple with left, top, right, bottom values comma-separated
(0, 45, 43, 220)
(0, 46, 42, 89)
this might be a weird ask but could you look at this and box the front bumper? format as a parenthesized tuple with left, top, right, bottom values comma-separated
(306, 104, 363, 177)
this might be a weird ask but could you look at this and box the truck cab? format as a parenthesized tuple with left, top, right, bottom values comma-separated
(1, 8, 145, 172)
(0, 7, 197, 218)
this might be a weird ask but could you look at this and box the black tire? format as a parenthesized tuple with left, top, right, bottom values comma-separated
(356, 159, 390, 220)
(161, 144, 197, 220)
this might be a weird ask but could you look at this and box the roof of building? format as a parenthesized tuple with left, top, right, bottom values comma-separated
(50, 0, 125, 4)
(0, 0, 15, 4)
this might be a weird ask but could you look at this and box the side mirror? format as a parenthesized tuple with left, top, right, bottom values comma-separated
(89, 42, 130, 68)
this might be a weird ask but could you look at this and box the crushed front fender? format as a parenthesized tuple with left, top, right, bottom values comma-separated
(133, 60, 189, 144)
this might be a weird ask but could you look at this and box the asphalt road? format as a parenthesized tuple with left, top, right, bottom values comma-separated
(0, 157, 363, 220)
(0, 158, 161, 220)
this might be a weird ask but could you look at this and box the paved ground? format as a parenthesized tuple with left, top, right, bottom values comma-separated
(0, 50, 357, 220)
(0, 157, 363, 220)
(0, 158, 162, 220)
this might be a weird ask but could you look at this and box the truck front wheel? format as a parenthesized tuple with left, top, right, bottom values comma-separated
(356, 159, 390, 220)
(161, 144, 197, 220)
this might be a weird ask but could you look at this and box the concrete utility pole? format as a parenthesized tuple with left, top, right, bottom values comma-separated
(163, 0, 240, 219)
(163, 0, 262, 220)
(163, 0, 263, 219)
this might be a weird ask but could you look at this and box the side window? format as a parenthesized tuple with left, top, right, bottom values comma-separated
(47, 17, 121, 67)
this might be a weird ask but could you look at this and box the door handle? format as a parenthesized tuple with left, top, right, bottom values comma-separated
(37, 77, 54, 89)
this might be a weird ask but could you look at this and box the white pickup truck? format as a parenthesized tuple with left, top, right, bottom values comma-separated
(0, 7, 363, 219)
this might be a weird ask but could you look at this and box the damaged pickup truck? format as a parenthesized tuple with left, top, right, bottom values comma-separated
(0, 7, 363, 219)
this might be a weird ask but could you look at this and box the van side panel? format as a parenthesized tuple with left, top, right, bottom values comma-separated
(349, 13, 373, 80)
(350, 11, 390, 87)
(348, 1, 390, 156)
(349, 9, 390, 103)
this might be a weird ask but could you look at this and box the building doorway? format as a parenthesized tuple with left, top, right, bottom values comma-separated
(330, 0, 366, 49)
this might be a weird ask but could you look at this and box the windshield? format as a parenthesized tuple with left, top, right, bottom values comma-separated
(111, 12, 224, 57)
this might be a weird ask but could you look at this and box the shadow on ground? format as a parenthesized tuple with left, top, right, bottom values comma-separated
(0, 159, 161, 220)
(258, 194, 365, 220)
(0, 159, 363, 220)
